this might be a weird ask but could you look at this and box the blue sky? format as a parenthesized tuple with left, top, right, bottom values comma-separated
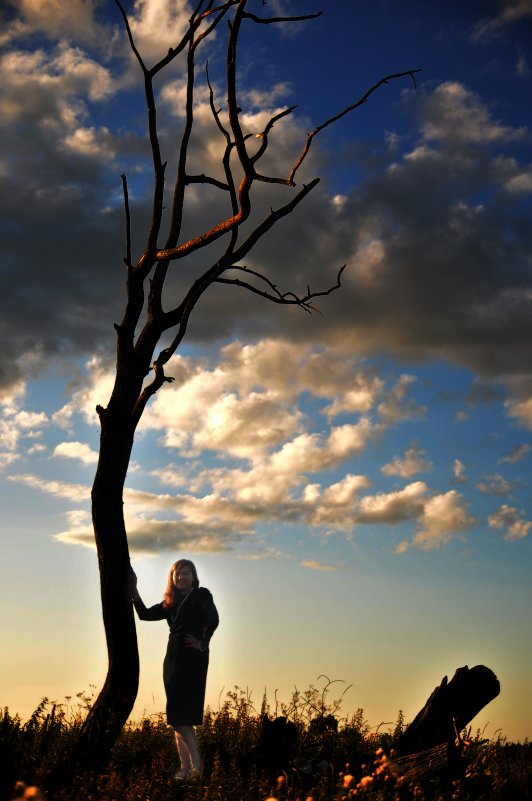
(1, 0, 531, 740)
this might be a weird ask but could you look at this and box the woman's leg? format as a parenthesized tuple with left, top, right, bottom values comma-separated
(175, 725, 202, 772)
(174, 728, 192, 775)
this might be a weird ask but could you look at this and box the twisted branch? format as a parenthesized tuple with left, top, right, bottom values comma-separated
(215, 263, 346, 313)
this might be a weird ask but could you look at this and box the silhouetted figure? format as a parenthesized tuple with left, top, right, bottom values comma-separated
(131, 559, 219, 783)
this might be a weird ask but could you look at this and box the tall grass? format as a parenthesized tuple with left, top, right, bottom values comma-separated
(1, 681, 530, 801)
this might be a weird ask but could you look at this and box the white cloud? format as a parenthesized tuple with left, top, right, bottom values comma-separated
(472, 0, 532, 41)
(476, 473, 513, 496)
(1, 45, 114, 125)
(54, 514, 239, 554)
(62, 126, 116, 160)
(451, 458, 467, 483)
(52, 356, 115, 428)
(505, 395, 532, 428)
(136, 342, 385, 464)
(8, 473, 89, 502)
(236, 547, 285, 561)
(309, 474, 370, 528)
(420, 82, 526, 146)
(377, 375, 425, 423)
(53, 441, 98, 465)
(396, 490, 475, 552)
(381, 447, 432, 478)
(498, 443, 531, 464)
(0, 451, 21, 469)
(506, 172, 532, 193)
(488, 504, 532, 541)
(127, 0, 192, 66)
(357, 481, 427, 524)
(13, 0, 105, 45)
(0, 390, 48, 468)
(300, 560, 340, 571)
(151, 465, 188, 488)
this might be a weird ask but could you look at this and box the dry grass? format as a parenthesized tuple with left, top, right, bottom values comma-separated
(1, 683, 530, 801)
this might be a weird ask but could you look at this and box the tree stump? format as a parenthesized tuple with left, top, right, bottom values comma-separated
(394, 664, 500, 778)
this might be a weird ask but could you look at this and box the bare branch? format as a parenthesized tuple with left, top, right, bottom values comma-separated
(215, 263, 346, 313)
(243, 11, 322, 24)
(120, 174, 132, 270)
(231, 177, 320, 264)
(113, 0, 147, 73)
(226, 6, 255, 190)
(186, 174, 230, 191)
(288, 69, 421, 185)
(132, 362, 175, 428)
(149, 1, 238, 77)
(250, 104, 297, 166)
(206, 64, 239, 217)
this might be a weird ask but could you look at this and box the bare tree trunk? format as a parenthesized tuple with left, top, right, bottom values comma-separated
(68, 400, 141, 769)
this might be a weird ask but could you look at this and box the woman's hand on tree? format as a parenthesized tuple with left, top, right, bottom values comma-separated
(129, 568, 140, 600)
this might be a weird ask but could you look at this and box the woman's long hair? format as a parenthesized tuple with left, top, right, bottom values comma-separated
(163, 559, 199, 608)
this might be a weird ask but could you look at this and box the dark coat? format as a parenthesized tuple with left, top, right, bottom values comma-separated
(134, 587, 219, 726)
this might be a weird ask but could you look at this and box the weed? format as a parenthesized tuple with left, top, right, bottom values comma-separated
(1, 681, 529, 801)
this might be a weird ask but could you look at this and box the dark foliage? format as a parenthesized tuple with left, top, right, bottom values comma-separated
(1, 685, 530, 801)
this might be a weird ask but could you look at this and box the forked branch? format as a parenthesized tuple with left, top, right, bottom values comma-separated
(288, 69, 420, 185)
(115, 0, 419, 408)
(215, 263, 347, 314)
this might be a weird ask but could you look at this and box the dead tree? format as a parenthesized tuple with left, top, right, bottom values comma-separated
(69, 0, 419, 771)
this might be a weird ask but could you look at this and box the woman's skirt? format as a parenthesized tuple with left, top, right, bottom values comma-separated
(163, 632, 209, 726)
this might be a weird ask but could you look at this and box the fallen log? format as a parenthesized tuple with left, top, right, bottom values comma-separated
(395, 741, 465, 781)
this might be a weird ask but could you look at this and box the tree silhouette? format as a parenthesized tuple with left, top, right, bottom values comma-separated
(75, 0, 418, 770)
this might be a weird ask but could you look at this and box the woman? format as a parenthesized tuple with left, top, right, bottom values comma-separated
(131, 559, 219, 781)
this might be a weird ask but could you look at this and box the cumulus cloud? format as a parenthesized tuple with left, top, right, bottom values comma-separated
(3, 0, 109, 46)
(0, 388, 48, 469)
(381, 447, 432, 478)
(357, 481, 427, 524)
(1, 4, 531, 563)
(57, 342, 389, 468)
(420, 82, 526, 145)
(498, 443, 531, 464)
(505, 394, 532, 428)
(395, 491, 475, 552)
(476, 473, 513, 496)
(53, 441, 98, 465)
(1, 0, 532, 398)
(127, 0, 192, 66)
(1, 10, 532, 397)
(488, 503, 532, 541)
(472, 0, 532, 41)
(55, 513, 239, 555)
(451, 458, 467, 484)
(377, 376, 425, 423)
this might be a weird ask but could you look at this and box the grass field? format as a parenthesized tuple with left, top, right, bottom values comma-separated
(1, 684, 530, 801)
